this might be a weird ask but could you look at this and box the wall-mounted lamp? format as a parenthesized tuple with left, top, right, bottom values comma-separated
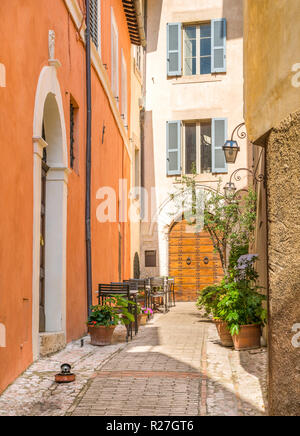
(223, 122, 246, 164)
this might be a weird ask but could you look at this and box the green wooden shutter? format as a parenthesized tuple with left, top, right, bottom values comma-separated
(212, 118, 227, 173)
(167, 23, 182, 76)
(167, 121, 181, 176)
(211, 19, 226, 73)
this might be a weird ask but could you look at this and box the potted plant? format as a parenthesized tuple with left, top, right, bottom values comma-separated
(87, 296, 135, 346)
(140, 307, 153, 325)
(196, 283, 233, 347)
(217, 255, 267, 350)
(132, 303, 142, 329)
(87, 304, 119, 346)
(137, 290, 146, 305)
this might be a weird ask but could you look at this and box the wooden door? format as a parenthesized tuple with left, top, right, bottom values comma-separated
(169, 219, 223, 301)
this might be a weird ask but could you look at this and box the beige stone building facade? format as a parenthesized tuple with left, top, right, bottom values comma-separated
(244, 0, 300, 416)
(130, 39, 145, 276)
(141, 0, 247, 300)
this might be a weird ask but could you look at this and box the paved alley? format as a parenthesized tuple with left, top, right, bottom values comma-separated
(70, 303, 267, 416)
(0, 303, 267, 416)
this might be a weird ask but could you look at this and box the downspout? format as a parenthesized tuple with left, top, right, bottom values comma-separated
(85, 0, 93, 316)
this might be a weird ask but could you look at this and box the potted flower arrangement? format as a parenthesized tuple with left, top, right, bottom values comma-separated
(140, 307, 153, 325)
(196, 283, 233, 347)
(87, 296, 135, 346)
(217, 255, 267, 350)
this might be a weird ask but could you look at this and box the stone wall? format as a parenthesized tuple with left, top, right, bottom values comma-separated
(266, 110, 300, 416)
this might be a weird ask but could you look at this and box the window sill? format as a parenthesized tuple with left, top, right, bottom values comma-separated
(171, 74, 224, 85)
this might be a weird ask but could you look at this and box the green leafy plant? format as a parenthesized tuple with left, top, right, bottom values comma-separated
(217, 256, 267, 335)
(196, 283, 225, 319)
(169, 173, 257, 274)
(217, 281, 267, 336)
(87, 304, 119, 327)
(87, 295, 135, 327)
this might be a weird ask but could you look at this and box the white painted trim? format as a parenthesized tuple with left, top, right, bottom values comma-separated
(0, 63, 6, 87)
(32, 66, 68, 360)
(121, 49, 128, 129)
(48, 59, 62, 69)
(63, 0, 131, 161)
(111, 7, 119, 104)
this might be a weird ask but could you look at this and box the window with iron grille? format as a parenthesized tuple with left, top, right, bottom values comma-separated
(145, 251, 157, 268)
(90, 0, 100, 50)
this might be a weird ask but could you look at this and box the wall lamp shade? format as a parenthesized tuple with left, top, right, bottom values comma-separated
(223, 140, 240, 164)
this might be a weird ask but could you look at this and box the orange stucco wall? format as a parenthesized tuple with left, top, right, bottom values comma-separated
(0, 0, 132, 394)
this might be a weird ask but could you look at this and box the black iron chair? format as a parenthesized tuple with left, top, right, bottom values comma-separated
(98, 283, 135, 341)
(111, 282, 139, 335)
(150, 277, 168, 313)
(167, 277, 176, 308)
(124, 279, 149, 308)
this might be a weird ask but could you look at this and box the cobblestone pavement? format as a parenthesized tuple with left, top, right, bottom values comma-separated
(0, 326, 129, 416)
(0, 303, 267, 416)
(71, 304, 267, 416)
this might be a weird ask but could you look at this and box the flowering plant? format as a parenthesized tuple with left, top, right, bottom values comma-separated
(141, 307, 153, 315)
(217, 255, 267, 335)
(87, 295, 135, 327)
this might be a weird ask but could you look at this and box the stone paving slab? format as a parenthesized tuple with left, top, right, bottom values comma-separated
(0, 303, 267, 416)
(0, 325, 131, 416)
(71, 304, 267, 416)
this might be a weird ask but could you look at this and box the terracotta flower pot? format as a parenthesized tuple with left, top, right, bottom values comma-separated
(232, 324, 261, 351)
(213, 320, 234, 347)
(133, 314, 142, 329)
(140, 313, 148, 326)
(88, 325, 116, 346)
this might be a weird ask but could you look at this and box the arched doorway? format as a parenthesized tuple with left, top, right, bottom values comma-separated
(32, 66, 68, 358)
(169, 218, 223, 301)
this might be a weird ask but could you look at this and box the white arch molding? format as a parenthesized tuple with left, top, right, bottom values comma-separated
(32, 65, 69, 359)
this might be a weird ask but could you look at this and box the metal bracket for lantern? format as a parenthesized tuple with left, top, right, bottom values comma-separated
(222, 122, 265, 197)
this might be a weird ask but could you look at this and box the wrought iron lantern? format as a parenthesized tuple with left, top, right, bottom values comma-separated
(223, 122, 246, 164)
(223, 140, 240, 164)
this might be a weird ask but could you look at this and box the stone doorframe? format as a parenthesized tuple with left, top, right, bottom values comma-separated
(32, 65, 69, 360)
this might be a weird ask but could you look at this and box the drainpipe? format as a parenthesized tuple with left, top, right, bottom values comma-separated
(85, 0, 93, 316)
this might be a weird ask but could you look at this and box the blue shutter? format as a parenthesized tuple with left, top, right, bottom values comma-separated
(212, 118, 228, 173)
(211, 19, 226, 73)
(167, 23, 182, 76)
(167, 121, 181, 176)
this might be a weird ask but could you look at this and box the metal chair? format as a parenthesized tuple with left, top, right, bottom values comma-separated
(150, 277, 168, 313)
(98, 283, 135, 341)
(167, 277, 176, 308)
(124, 279, 149, 308)
(111, 282, 139, 335)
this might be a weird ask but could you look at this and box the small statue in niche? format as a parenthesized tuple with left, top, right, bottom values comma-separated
(48, 30, 55, 60)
